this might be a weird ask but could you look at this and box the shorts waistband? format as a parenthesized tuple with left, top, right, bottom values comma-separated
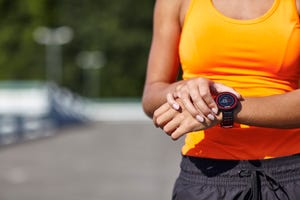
(179, 154, 300, 186)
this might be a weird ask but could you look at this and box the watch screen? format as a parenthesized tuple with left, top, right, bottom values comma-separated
(217, 93, 237, 110)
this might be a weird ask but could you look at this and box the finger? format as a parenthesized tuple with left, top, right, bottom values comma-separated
(175, 91, 205, 123)
(170, 121, 196, 140)
(177, 90, 199, 117)
(170, 116, 217, 140)
(181, 79, 215, 120)
(166, 93, 180, 110)
(170, 126, 186, 140)
(153, 103, 171, 126)
(196, 85, 218, 117)
(154, 107, 177, 128)
(212, 82, 243, 100)
(189, 88, 211, 120)
(189, 78, 218, 117)
(162, 115, 181, 136)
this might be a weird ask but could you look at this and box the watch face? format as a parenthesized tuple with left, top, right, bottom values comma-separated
(216, 92, 238, 110)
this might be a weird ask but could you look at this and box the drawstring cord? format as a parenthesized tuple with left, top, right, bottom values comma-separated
(238, 169, 290, 200)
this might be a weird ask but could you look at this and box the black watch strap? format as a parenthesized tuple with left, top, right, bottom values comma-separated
(221, 110, 234, 128)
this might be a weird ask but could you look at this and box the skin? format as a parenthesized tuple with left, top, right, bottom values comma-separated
(142, 0, 300, 140)
(142, 0, 239, 117)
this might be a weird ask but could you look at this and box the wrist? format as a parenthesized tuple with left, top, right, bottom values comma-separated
(215, 92, 239, 128)
(233, 100, 242, 124)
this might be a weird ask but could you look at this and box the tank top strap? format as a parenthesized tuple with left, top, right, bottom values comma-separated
(281, 0, 300, 22)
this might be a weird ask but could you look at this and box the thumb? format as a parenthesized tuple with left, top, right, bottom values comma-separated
(211, 82, 243, 100)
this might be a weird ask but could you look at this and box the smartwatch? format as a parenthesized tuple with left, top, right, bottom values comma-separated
(215, 92, 238, 128)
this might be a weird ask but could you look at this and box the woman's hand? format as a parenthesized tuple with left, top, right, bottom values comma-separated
(153, 98, 222, 140)
(167, 77, 242, 122)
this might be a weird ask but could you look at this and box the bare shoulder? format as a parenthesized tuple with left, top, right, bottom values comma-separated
(154, 0, 181, 18)
(154, 0, 190, 28)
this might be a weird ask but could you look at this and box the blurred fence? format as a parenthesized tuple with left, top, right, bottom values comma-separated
(0, 81, 147, 146)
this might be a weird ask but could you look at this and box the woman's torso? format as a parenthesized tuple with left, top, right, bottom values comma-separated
(179, 0, 300, 160)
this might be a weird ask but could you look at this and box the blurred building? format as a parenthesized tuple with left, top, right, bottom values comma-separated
(0, 80, 148, 145)
(0, 81, 89, 145)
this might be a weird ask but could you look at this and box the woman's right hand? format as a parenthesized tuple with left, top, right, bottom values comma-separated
(167, 77, 242, 122)
(153, 98, 221, 140)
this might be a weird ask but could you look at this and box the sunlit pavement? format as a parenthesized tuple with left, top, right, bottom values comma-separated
(0, 121, 183, 200)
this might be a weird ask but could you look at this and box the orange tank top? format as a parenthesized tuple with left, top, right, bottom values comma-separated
(179, 0, 300, 159)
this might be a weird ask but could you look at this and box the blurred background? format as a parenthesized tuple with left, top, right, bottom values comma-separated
(0, 0, 183, 199)
(0, 0, 151, 97)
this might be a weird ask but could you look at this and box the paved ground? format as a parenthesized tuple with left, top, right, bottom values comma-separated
(0, 121, 184, 200)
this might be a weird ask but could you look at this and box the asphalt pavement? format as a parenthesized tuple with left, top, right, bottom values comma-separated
(0, 121, 184, 200)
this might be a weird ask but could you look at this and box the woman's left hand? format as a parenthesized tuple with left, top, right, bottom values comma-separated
(166, 78, 242, 122)
(153, 98, 221, 140)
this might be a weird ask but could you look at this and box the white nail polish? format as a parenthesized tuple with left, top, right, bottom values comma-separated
(172, 103, 180, 110)
(196, 115, 204, 122)
(208, 114, 215, 121)
(212, 108, 218, 114)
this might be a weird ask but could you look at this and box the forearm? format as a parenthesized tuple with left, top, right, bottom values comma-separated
(142, 80, 184, 118)
(235, 89, 300, 128)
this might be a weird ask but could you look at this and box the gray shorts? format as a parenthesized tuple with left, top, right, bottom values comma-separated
(172, 154, 300, 200)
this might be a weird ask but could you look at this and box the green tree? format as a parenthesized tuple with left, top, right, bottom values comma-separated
(0, 0, 154, 98)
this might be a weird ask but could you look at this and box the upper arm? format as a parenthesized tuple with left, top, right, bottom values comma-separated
(142, 0, 183, 117)
(144, 0, 182, 87)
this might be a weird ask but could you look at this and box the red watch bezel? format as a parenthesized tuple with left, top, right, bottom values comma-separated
(215, 92, 238, 111)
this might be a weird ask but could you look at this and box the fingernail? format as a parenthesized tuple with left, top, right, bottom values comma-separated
(212, 108, 218, 114)
(172, 103, 180, 110)
(207, 114, 215, 121)
(196, 115, 204, 122)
